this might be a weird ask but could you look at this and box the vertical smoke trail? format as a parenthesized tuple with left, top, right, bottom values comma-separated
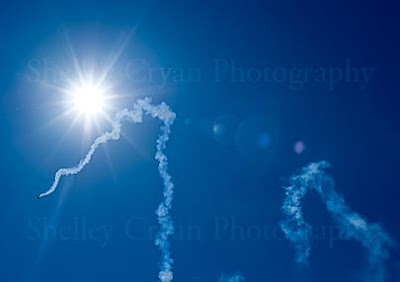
(139, 99, 176, 282)
(37, 98, 176, 282)
(281, 161, 393, 282)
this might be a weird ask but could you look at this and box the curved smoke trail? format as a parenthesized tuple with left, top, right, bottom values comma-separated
(37, 98, 176, 282)
(281, 161, 394, 282)
(218, 274, 245, 282)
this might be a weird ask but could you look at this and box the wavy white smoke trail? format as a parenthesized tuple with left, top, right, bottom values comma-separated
(37, 98, 176, 282)
(218, 274, 245, 282)
(281, 161, 394, 282)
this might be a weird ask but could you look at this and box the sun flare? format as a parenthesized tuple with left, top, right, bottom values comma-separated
(72, 83, 106, 116)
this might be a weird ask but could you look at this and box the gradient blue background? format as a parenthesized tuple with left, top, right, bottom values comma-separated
(0, 1, 399, 281)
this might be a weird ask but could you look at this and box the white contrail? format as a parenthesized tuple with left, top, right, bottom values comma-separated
(37, 98, 176, 282)
(281, 161, 394, 282)
(218, 274, 245, 282)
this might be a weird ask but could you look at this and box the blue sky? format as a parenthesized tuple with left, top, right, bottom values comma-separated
(0, 1, 399, 281)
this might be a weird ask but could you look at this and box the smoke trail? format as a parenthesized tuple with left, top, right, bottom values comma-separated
(37, 98, 176, 282)
(281, 161, 393, 281)
(280, 162, 329, 264)
(218, 274, 245, 282)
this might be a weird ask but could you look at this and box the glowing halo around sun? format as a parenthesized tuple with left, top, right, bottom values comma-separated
(71, 83, 106, 116)
(61, 77, 115, 126)
(54, 75, 118, 135)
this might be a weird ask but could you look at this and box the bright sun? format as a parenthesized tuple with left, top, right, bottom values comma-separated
(72, 83, 106, 116)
